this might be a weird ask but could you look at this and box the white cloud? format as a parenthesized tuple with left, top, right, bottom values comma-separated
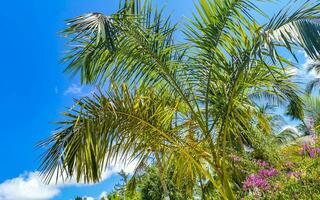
(0, 172, 59, 200)
(63, 84, 99, 97)
(301, 51, 320, 78)
(0, 160, 138, 200)
(102, 159, 138, 179)
(64, 84, 83, 96)
(99, 192, 108, 199)
(83, 197, 95, 200)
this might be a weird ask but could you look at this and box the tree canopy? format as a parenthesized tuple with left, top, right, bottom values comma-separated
(39, 0, 320, 199)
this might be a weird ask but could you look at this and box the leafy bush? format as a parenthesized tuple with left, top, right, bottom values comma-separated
(240, 138, 320, 200)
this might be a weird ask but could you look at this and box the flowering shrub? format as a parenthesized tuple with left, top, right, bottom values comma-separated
(243, 174, 270, 191)
(300, 143, 320, 158)
(242, 164, 279, 198)
(240, 139, 320, 199)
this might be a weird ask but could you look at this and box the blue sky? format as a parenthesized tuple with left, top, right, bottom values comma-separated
(0, 0, 312, 200)
(0, 1, 195, 199)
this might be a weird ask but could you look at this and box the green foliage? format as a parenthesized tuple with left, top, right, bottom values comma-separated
(106, 166, 190, 200)
(139, 167, 191, 200)
(140, 168, 163, 200)
(107, 170, 140, 200)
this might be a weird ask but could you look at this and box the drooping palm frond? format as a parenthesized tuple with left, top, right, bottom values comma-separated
(63, 13, 174, 84)
(304, 95, 320, 117)
(302, 95, 320, 134)
(305, 60, 320, 93)
(282, 95, 320, 138)
(306, 78, 320, 94)
(264, 1, 320, 60)
(62, 0, 204, 132)
(276, 126, 300, 144)
(63, 0, 182, 88)
(39, 84, 182, 183)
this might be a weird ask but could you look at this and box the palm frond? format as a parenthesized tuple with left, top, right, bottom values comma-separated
(39, 84, 181, 183)
(276, 127, 300, 144)
(306, 78, 320, 94)
(265, 1, 320, 60)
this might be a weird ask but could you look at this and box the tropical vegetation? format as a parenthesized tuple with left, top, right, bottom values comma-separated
(39, 0, 320, 199)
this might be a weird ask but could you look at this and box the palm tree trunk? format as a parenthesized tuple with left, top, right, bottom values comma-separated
(155, 152, 170, 200)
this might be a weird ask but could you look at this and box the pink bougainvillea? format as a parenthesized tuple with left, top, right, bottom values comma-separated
(258, 168, 278, 177)
(243, 174, 270, 191)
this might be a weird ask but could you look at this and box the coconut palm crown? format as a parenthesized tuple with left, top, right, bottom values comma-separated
(39, 0, 320, 199)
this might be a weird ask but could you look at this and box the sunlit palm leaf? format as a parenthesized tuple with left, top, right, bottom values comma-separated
(265, 1, 320, 60)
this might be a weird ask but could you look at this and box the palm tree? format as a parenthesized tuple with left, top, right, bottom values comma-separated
(303, 95, 320, 134)
(39, 0, 320, 199)
(275, 127, 300, 144)
(284, 95, 320, 137)
(254, 104, 299, 145)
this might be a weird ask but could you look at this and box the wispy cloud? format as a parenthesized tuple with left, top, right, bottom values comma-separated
(0, 172, 59, 200)
(64, 84, 83, 96)
(0, 160, 138, 200)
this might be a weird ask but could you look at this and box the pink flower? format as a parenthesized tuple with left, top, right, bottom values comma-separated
(243, 174, 270, 191)
(300, 143, 320, 158)
(300, 143, 311, 155)
(255, 160, 269, 168)
(309, 148, 316, 158)
(258, 168, 278, 177)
